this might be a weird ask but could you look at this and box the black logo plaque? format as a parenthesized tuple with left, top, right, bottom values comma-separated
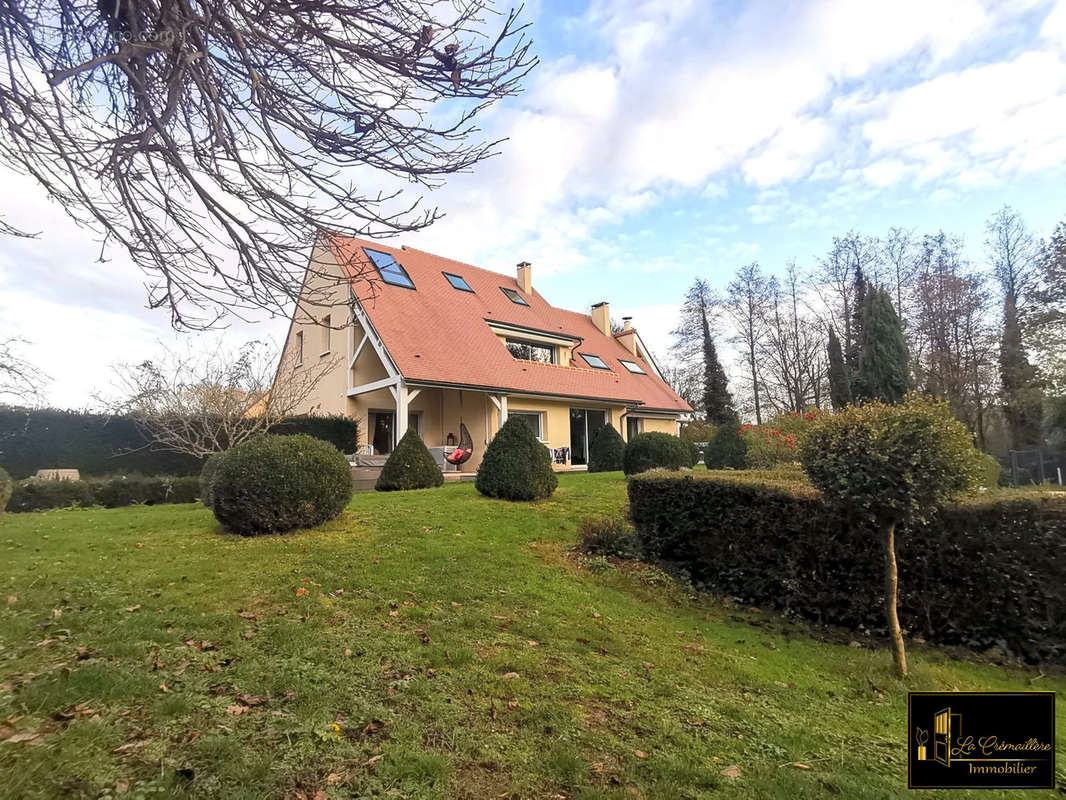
(908, 692, 1055, 789)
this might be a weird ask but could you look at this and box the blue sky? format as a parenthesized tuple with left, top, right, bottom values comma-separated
(2, 0, 1065, 406)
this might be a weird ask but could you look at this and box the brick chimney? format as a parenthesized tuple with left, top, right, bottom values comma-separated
(591, 301, 611, 336)
(616, 316, 639, 355)
(516, 261, 532, 293)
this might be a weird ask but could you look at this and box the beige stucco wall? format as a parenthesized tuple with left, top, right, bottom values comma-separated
(635, 417, 681, 436)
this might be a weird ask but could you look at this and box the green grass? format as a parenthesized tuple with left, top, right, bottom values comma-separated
(1, 472, 1063, 799)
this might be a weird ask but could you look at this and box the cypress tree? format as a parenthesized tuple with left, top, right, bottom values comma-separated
(846, 265, 867, 370)
(853, 287, 910, 404)
(826, 326, 851, 410)
(702, 311, 735, 424)
(1000, 296, 1043, 449)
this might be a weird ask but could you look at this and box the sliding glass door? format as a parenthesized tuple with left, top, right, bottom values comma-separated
(569, 408, 607, 465)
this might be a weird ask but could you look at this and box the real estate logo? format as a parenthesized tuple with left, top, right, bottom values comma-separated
(908, 692, 1055, 789)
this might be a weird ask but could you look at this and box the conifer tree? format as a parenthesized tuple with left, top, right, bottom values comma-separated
(853, 288, 910, 404)
(671, 279, 735, 424)
(1000, 297, 1043, 449)
(826, 326, 851, 410)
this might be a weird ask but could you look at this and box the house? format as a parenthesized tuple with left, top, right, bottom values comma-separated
(278, 235, 692, 473)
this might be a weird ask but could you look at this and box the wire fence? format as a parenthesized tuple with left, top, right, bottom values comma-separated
(1007, 449, 1066, 487)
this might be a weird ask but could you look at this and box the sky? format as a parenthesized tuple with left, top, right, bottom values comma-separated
(2, 0, 1066, 408)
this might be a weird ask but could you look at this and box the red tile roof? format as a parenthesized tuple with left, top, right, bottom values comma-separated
(327, 236, 692, 412)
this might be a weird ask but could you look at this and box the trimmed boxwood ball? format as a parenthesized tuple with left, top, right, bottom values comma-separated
(376, 429, 445, 491)
(704, 419, 747, 469)
(475, 417, 558, 501)
(211, 434, 352, 535)
(622, 432, 688, 475)
(199, 451, 227, 508)
(0, 466, 11, 512)
(587, 424, 626, 473)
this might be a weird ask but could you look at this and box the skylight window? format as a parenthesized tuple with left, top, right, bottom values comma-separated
(364, 247, 415, 289)
(443, 272, 474, 292)
(580, 353, 610, 370)
(619, 359, 646, 374)
(500, 287, 529, 306)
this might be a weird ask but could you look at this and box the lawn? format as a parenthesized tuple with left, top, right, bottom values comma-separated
(1, 472, 1063, 799)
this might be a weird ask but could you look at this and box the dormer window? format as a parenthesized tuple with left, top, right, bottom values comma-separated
(364, 247, 415, 289)
(619, 359, 645, 374)
(500, 287, 529, 306)
(506, 338, 555, 364)
(579, 353, 610, 370)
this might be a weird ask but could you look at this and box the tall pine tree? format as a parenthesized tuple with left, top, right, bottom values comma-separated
(671, 279, 735, 424)
(826, 326, 851, 410)
(853, 287, 910, 404)
(1000, 296, 1043, 449)
(845, 265, 868, 371)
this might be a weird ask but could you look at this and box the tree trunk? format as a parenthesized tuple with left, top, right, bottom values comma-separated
(882, 522, 908, 678)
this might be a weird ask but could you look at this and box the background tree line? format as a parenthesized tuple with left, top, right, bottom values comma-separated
(669, 206, 1066, 455)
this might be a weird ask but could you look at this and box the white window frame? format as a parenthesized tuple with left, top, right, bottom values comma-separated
(295, 330, 304, 365)
(321, 313, 331, 355)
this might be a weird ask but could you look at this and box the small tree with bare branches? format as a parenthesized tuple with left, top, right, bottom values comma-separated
(0, 336, 49, 406)
(109, 339, 337, 457)
(0, 1, 535, 328)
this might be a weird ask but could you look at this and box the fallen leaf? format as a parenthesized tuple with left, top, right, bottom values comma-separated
(114, 779, 129, 795)
(6, 731, 40, 743)
(241, 630, 255, 640)
(720, 765, 742, 778)
(238, 694, 268, 707)
(527, 640, 540, 647)
(225, 705, 248, 716)
(237, 611, 257, 620)
(388, 610, 399, 617)
(451, 601, 462, 607)
(325, 772, 346, 785)
(789, 762, 811, 770)
(503, 671, 520, 679)
(159, 683, 168, 693)
(642, 661, 654, 670)
(112, 740, 148, 753)
(51, 608, 63, 618)
(634, 750, 648, 759)
(125, 605, 141, 613)
(295, 587, 309, 597)
(76, 647, 99, 660)
(364, 754, 383, 767)
(344, 648, 352, 658)
(416, 629, 431, 644)
(4, 596, 16, 605)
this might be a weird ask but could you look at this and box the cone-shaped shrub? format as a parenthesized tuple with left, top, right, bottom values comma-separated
(212, 434, 352, 535)
(376, 429, 445, 491)
(199, 451, 227, 508)
(704, 419, 747, 469)
(475, 417, 558, 501)
(0, 466, 11, 512)
(588, 424, 626, 473)
(622, 432, 689, 475)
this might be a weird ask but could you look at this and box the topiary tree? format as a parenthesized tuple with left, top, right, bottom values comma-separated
(0, 466, 11, 513)
(475, 417, 558, 501)
(588, 424, 626, 473)
(376, 429, 445, 491)
(704, 420, 747, 469)
(622, 432, 689, 475)
(212, 434, 352, 535)
(199, 451, 227, 508)
(800, 395, 981, 677)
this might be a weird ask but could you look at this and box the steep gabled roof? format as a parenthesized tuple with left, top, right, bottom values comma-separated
(327, 235, 691, 412)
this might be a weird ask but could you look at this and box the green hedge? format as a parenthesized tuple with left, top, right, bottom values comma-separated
(212, 434, 352, 535)
(376, 429, 444, 491)
(622, 432, 689, 475)
(0, 407, 358, 478)
(7, 475, 200, 512)
(588, 425, 626, 473)
(0, 466, 10, 512)
(628, 471, 1066, 663)
(475, 417, 558, 501)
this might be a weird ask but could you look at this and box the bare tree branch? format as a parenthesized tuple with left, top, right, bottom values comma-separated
(106, 338, 337, 456)
(0, 1, 536, 328)
(0, 335, 50, 405)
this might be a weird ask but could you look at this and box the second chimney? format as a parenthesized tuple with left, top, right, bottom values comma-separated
(591, 301, 611, 336)
(516, 261, 532, 294)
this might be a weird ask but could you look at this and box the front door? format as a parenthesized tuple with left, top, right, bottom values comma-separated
(372, 412, 394, 455)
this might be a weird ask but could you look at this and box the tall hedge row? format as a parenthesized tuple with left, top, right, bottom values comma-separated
(8, 475, 200, 512)
(0, 407, 358, 478)
(628, 471, 1066, 663)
